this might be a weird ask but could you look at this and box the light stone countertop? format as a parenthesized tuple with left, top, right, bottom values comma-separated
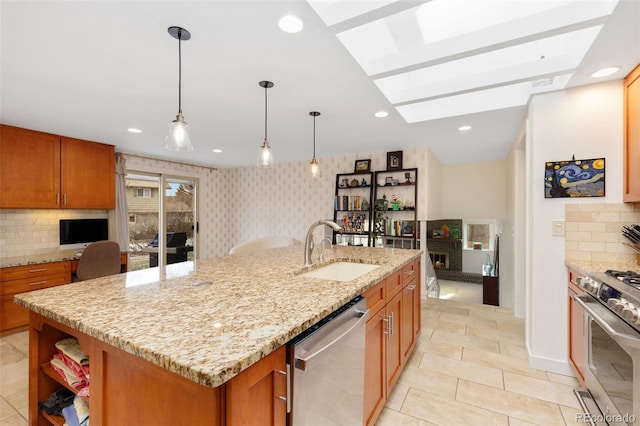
(0, 250, 129, 268)
(565, 259, 639, 277)
(14, 245, 421, 387)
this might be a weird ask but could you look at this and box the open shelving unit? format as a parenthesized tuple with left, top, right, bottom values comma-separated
(332, 167, 419, 249)
(333, 171, 375, 246)
(372, 168, 418, 249)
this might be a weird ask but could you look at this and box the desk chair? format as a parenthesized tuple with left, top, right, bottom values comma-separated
(76, 241, 121, 281)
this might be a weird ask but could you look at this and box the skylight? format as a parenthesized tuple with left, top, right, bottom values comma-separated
(309, 0, 620, 125)
(374, 26, 603, 104)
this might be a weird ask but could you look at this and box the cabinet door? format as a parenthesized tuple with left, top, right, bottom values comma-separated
(568, 285, 586, 385)
(364, 308, 386, 426)
(0, 125, 60, 208)
(401, 281, 418, 362)
(61, 137, 115, 209)
(624, 64, 640, 202)
(385, 290, 403, 394)
(226, 345, 287, 426)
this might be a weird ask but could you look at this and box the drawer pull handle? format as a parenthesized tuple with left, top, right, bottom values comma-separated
(28, 281, 48, 286)
(407, 284, 416, 291)
(406, 269, 415, 275)
(29, 268, 47, 273)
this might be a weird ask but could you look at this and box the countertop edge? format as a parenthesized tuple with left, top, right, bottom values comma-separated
(14, 247, 422, 388)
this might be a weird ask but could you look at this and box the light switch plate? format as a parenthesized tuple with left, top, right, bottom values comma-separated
(552, 220, 565, 236)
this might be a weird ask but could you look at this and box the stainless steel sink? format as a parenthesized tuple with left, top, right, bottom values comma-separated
(300, 262, 379, 282)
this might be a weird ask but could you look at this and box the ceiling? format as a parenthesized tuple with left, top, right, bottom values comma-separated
(1, 1, 639, 168)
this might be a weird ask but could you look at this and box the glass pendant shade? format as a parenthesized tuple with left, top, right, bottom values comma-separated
(257, 81, 275, 167)
(258, 140, 274, 167)
(165, 113, 193, 152)
(310, 157, 320, 178)
(309, 111, 321, 178)
(165, 26, 193, 152)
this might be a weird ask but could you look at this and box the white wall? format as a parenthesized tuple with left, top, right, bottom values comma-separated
(442, 160, 507, 219)
(526, 79, 624, 375)
(424, 149, 444, 220)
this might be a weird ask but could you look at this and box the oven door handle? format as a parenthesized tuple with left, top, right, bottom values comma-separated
(574, 295, 640, 350)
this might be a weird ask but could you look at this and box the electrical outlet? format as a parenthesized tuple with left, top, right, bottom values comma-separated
(552, 220, 565, 236)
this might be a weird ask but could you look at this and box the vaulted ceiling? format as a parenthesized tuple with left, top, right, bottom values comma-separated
(1, 1, 638, 168)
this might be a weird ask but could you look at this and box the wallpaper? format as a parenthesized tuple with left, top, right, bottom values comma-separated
(0, 146, 434, 260)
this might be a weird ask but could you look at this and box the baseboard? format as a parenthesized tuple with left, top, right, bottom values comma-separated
(527, 350, 575, 377)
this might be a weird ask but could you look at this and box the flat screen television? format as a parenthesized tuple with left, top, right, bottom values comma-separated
(59, 218, 109, 250)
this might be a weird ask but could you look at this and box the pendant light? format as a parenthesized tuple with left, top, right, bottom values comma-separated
(309, 111, 321, 178)
(257, 80, 274, 167)
(165, 26, 193, 152)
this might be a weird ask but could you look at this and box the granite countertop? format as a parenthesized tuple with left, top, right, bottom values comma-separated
(1, 250, 129, 269)
(565, 259, 639, 277)
(15, 245, 421, 388)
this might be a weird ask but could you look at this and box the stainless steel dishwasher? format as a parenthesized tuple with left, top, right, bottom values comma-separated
(287, 296, 369, 426)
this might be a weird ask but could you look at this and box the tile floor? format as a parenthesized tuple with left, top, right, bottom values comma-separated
(0, 282, 583, 425)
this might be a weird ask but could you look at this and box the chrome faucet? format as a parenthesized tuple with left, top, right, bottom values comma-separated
(304, 220, 342, 266)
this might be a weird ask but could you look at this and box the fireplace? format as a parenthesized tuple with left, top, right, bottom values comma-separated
(429, 251, 449, 269)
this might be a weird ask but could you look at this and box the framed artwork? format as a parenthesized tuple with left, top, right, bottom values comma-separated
(386, 151, 403, 170)
(354, 159, 371, 172)
(544, 157, 605, 198)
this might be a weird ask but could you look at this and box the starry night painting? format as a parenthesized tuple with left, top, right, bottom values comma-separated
(545, 158, 605, 198)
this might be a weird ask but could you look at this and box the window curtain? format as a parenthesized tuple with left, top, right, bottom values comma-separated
(108, 153, 129, 251)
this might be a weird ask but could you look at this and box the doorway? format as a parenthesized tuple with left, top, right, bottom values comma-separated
(125, 172, 197, 271)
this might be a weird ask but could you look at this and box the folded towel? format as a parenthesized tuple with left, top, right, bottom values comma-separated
(55, 338, 89, 365)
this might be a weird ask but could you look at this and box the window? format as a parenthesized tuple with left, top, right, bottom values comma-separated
(129, 214, 136, 223)
(463, 220, 494, 250)
(136, 188, 151, 198)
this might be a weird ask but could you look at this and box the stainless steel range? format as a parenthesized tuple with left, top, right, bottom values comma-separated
(573, 269, 640, 425)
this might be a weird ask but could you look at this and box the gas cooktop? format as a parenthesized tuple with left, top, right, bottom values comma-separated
(605, 269, 640, 287)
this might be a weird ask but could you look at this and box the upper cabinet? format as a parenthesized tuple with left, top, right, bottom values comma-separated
(0, 125, 115, 209)
(624, 64, 640, 203)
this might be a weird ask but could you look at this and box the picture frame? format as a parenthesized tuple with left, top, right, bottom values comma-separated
(386, 151, 403, 171)
(385, 176, 393, 185)
(544, 157, 605, 198)
(354, 159, 371, 172)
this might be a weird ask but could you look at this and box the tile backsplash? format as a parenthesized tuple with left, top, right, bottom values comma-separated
(0, 209, 107, 258)
(565, 203, 640, 264)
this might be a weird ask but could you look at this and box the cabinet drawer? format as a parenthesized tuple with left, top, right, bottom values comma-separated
(403, 260, 418, 286)
(363, 280, 385, 316)
(385, 270, 402, 299)
(1, 261, 70, 281)
(2, 273, 71, 295)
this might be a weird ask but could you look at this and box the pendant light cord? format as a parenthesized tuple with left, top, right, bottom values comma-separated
(178, 29, 182, 115)
(313, 115, 316, 158)
(264, 85, 268, 141)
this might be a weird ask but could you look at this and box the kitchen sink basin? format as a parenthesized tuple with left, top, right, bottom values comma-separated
(301, 262, 379, 282)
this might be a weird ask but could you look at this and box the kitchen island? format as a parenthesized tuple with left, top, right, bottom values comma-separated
(15, 245, 421, 425)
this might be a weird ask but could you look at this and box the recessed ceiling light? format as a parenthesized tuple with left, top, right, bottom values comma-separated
(279, 15, 303, 33)
(374, 111, 388, 118)
(127, 128, 142, 133)
(213, 149, 222, 153)
(459, 125, 472, 131)
(592, 66, 620, 78)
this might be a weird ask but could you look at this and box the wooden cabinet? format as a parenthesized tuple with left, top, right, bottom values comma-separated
(225, 345, 287, 426)
(568, 268, 586, 385)
(0, 125, 115, 209)
(1, 256, 128, 335)
(401, 260, 420, 362)
(624, 63, 640, 202)
(0, 261, 71, 335)
(483, 275, 499, 306)
(30, 311, 287, 426)
(363, 260, 421, 426)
